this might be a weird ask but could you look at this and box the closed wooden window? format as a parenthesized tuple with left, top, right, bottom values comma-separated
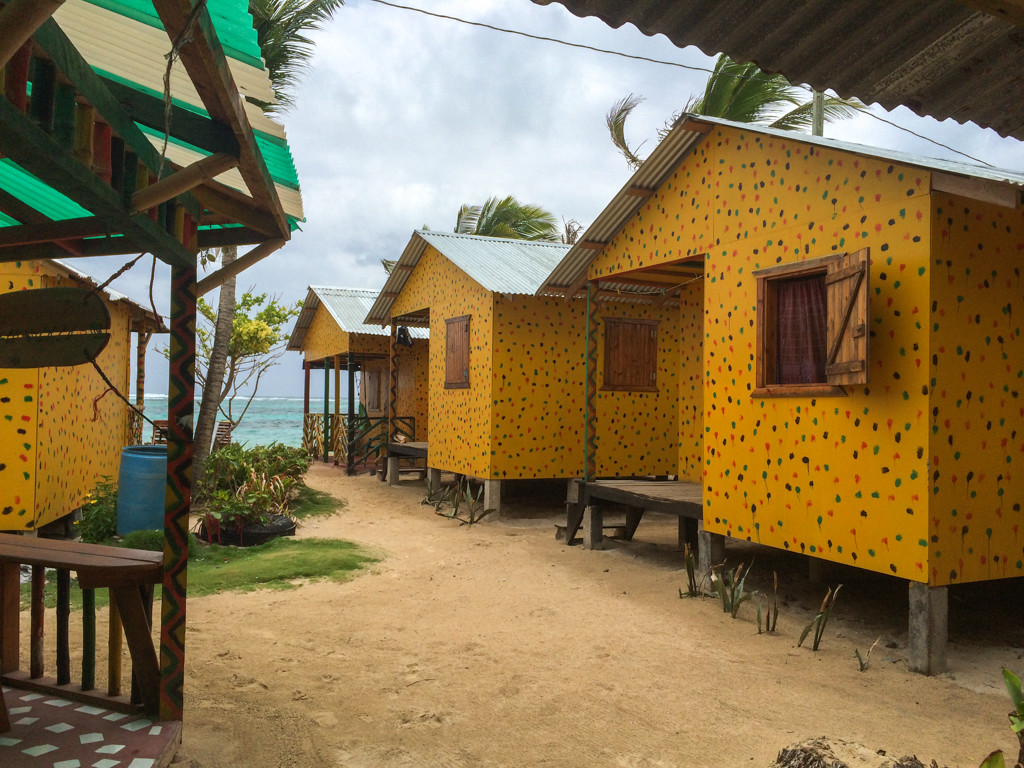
(753, 248, 870, 397)
(445, 315, 470, 388)
(364, 369, 382, 412)
(602, 317, 659, 392)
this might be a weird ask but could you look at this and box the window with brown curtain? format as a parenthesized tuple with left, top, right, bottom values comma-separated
(754, 248, 870, 396)
(445, 315, 470, 388)
(602, 317, 659, 392)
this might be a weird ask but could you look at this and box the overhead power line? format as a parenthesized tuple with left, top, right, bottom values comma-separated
(367, 0, 997, 167)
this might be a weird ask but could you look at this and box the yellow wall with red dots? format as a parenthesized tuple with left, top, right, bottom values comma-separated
(1, 261, 133, 531)
(590, 299, 682, 477)
(490, 296, 585, 479)
(302, 304, 350, 362)
(585, 125, 1008, 584)
(392, 245, 494, 477)
(678, 281, 704, 483)
(928, 194, 1024, 585)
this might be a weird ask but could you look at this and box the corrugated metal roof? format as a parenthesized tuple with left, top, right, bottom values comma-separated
(531, 0, 1024, 142)
(364, 231, 571, 326)
(539, 114, 1024, 295)
(287, 286, 429, 352)
(49, 258, 165, 331)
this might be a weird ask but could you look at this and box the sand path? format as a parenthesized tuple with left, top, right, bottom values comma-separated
(174, 464, 1022, 767)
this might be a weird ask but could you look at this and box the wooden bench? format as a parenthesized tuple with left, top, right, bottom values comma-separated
(0, 535, 163, 721)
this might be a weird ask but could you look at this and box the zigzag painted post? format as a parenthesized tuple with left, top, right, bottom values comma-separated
(585, 280, 597, 482)
(159, 263, 195, 721)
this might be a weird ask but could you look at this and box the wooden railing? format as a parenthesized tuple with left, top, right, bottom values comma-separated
(330, 414, 347, 465)
(303, 413, 324, 459)
(0, 537, 163, 717)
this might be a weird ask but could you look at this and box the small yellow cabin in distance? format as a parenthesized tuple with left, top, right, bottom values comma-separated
(539, 115, 1024, 674)
(365, 230, 584, 512)
(287, 286, 429, 473)
(0, 259, 162, 531)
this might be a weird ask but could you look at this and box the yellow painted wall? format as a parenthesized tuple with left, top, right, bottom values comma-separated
(491, 296, 585, 479)
(303, 304, 350, 362)
(928, 194, 1024, 585)
(1, 261, 132, 530)
(591, 126, 940, 582)
(592, 300, 681, 477)
(678, 281, 704, 483)
(392, 245, 493, 477)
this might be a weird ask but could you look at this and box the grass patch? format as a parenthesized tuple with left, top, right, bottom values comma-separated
(20, 537, 377, 609)
(290, 485, 342, 520)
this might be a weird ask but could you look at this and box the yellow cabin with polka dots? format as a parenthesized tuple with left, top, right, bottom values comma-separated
(369, 231, 585, 481)
(546, 116, 1024, 587)
(0, 260, 152, 531)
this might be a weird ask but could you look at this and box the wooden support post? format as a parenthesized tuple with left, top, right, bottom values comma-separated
(195, 238, 286, 297)
(564, 479, 585, 545)
(303, 360, 310, 417)
(388, 324, 398, 447)
(81, 587, 96, 691)
(56, 568, 70, 685)
(624, 507, 643, 541)
(107, 600, 122, 697)
(0, 561, 20, 674)
(30, 565, 44, 678)
(322, 360, 330, 464)
(387, 455, 400, 487)
(908, 583, 948, 675)
(92, 121, 113, 184)
(583, 503, 603, 550)
(347, 356, 356, 476)
(158, 262, 195, 722)
(53, 82, 76, 151)
(28, 56, 56, 134)
(73, 103, 95, 168)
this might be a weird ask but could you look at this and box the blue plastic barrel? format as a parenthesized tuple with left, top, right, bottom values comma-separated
(116, 445, 167, 535)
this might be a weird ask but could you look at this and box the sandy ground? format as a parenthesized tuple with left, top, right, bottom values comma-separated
(170, 463, 1024, 767)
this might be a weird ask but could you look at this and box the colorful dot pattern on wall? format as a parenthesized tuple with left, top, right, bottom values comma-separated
(491, 296, 584, 479)
(678, 281, 704, 483)
(928, 196, 1024, 585)
(593, 299, 682, 478)
(302, 305, 350, 363)
(392, 245, 494, 478)
(1, 261, 133, 531)
(587, 125, 1024, 586)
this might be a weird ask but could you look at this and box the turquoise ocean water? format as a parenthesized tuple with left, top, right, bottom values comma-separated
(139, 395, 350, 447)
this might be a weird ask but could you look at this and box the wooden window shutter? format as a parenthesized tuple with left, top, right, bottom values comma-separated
(602, 317, 658, 392)
(445, 315, 470, 388)
(825, 247, 870, 386)
(364, 369, 382, 411)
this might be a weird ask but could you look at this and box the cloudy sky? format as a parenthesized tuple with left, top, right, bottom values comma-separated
(97, 0, 1024, 399)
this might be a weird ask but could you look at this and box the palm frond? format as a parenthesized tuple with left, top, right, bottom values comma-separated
(455, 196, 559, 241)
(769, 95, 867, 132)
(454, 203, 481, 234)
(605, 93, 647, 170)
(249, 0, 345, 112)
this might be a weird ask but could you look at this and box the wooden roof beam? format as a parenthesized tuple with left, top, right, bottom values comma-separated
(196, 226, 267, 250)
(0, 98, 194, 267)
(0, 216, 113, 247)
(33, 19, 202, 222)
(578, 239, 607, 250)
(0, 0, 65, 68)
(931, 171, 1021, 209)
(625, 186, 655, 198)
(152, 0, 290, 240)
(130, 153, 238, 214)
(196, 238, 286, 297)
(190, 182, 281, 237)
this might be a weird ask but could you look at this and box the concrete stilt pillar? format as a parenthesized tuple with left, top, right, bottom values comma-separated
(387, 456, 400, 487)
(583, 504, 603, 550)
(697, 519, 725, 587)
(908, 582, 948, 675)
(483, 479, 501, 516)
(426, 467, 442, 492)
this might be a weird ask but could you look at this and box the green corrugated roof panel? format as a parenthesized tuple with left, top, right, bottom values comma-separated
(84, 0, 265, 68)
(0, 159, 93, 220)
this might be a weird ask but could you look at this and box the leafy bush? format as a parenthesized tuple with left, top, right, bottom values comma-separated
(196, 443, 311, 543)
(119, 529, 165, 552)
(77, 476, 118, 544)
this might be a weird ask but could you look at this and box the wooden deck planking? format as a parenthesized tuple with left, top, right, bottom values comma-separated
(387, 441, 428, 459)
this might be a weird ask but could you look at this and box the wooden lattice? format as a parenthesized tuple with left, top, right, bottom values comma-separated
(303, 413, 324, 459)
(330, 414, 346, 465)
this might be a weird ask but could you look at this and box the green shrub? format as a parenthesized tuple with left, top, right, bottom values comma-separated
(77, 476, 118, 544)
(119, 529, 164, 552)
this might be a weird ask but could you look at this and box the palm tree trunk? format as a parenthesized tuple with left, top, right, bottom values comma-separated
(192, 245, 237, 494)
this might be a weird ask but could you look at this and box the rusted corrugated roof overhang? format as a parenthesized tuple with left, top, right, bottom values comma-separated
(531, 0, 1024, 142)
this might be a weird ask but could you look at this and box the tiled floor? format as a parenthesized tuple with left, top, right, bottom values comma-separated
(0, 687, 180, 768)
